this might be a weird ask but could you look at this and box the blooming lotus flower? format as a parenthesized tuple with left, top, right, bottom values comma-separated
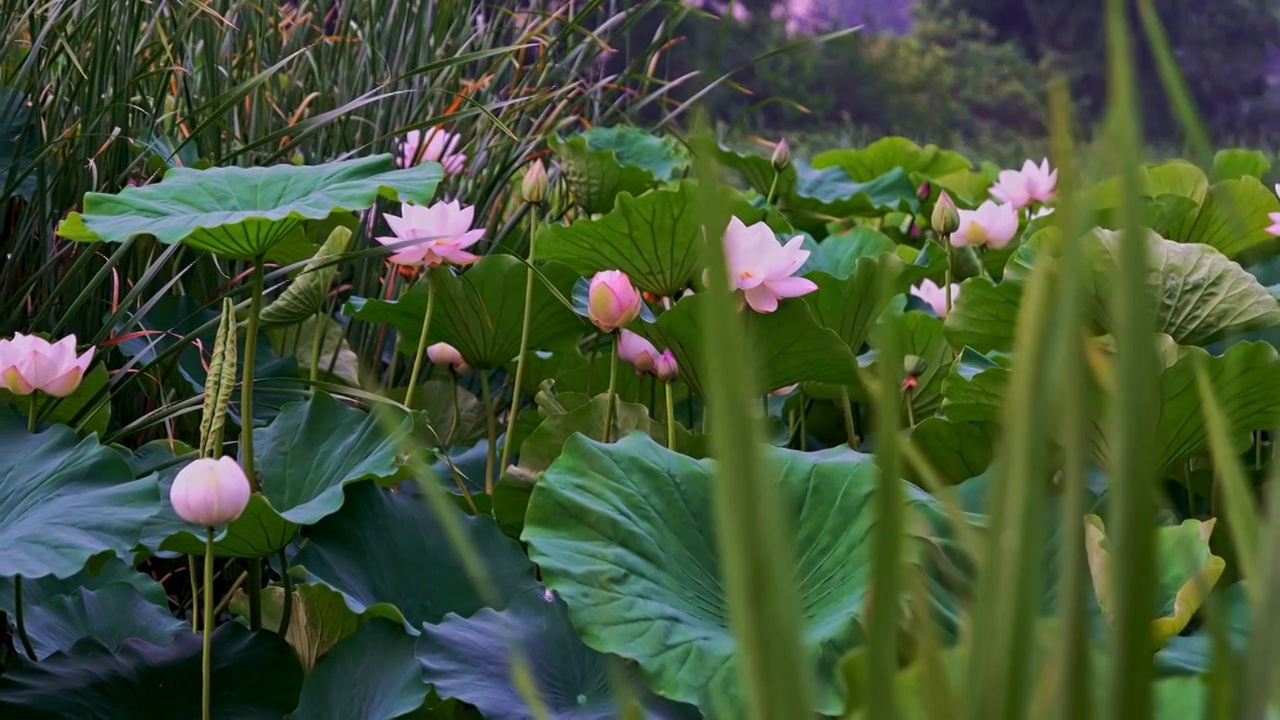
(399, 127, 467, 174)
(989, 158, 1058, 209)
(1268, 184, 1280, 237)
(169, 456, 252, 527)
(653, 350, 679, 383)
(618, 330, 659, 374)
(952, 201, 1020, 250)
(910, 279, 960, 317)
(722, 217, 818, 313)
(427, 342, 469, 373)
(587, 270, 643, 333)
(376, 200, 484, 267)
(0, 333, 94, 397)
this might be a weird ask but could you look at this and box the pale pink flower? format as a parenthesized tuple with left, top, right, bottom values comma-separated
(910, 279, 960, 317)
(653, 350, 678, 383)
(769, 384, 798, 397)
(587, 271, 643, 333)
(952, 201, 1020, 250)
(169, 457, 252, 527)
(0, 333, 94, 397)
(376, 200, 484, 267)
(399, 127, 467, 175)
(722, 217, 818, 313)
(1268, 184, 1280, 237)
(618, 330, 659, 374)
(989, 158, 1058, 209)
(427, 342, 469, 373)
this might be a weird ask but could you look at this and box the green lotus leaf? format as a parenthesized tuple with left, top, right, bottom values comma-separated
(1210, 148, 1271, 182)
(537, 180, 703, 296)
(346, 255, 584, 369)
(905, 417, 998, 486)
(0, 408, 160, 579)
(293, 618, 431, 720)
(229, 582, 390, 673)
(0, 556, 167, 615)
(634, 292, 857, 396)
(0, 623, 303, 719)
(291, 482, 539, 629)
(811, 136, 973, 182)
(1083, 228, 1280, 346)
(521, 432, 938, 715)
(57, 155, 440, 259)
(802, 253, 915, 358)
(940, 347, 1011, 424)
(1085, 514, 1224, 647)
(943, 277, 1023, 353)
(268, 315, 362, 387)
(259, 225, 353, 328)
(803, 227, 896, 278)
(549, 126, 687, 214)
(146, 392, 410, 557)
(417, 587, 697, 720)
(22, 584, 185, 661)
(1155, 582, 1250, 676)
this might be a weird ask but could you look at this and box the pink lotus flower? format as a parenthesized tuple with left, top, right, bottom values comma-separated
(376, 200, 484, 267)
(587, 270, 643, 333)
(427, 342, 469, 373)
(989, 158, 1058, 209)
(0, 333, 94, 397)
(952, 201, 1020, 250)
(618, 330, 659, 374)
(399, 127, 467, 174)
(722, 217, 818, 313)
(769, 384, 798, 397)
(910, 279, 960, 317)
(1268, 184, 1280, 237)
(653, 350, 678, 382)
(169, 456, 252, 527)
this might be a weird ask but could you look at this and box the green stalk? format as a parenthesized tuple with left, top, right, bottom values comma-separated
(500, 208, 539, 476)
(308, 310, 325, 384)
(480, 371, 497, 494)
(277, 550, 293, 637)
(944, 240, 953, 313)
(202, 528, 215, 720)
(665, 382, 677, 451)
(188, 554, 199, 633)
(403, 276, 436, 409)
(14, 575, 36, 661)
(28, 394, 37, 433)
(241, 258, 264, 492)
(765, 171, 781, 207)
(839, 386, 857, 448)
(601, 335, 620, 443)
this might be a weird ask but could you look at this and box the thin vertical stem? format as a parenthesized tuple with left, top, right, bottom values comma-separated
(308, 310, 325, 384)
(480, 371, 497, 494)
(277, 550, 293, 637)
(202, 527, 215, 720)
(839, 386, 857, 448)
(241, 257, 264, 492)
(665, 382, 677, 451)
(27, 395, 37, 433)
(14, 575, 36, 661)
(944, 240, 954, 313)
(601, 336, 620, 443)
(500, 208, 539, 475)
(188, 554, 200, 633)
(403, 277, 436, 409)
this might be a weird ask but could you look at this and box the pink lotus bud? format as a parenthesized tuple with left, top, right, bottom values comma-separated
(909, 279, 960, 317)
(427, 342, 469, 373)
(522, 159, 548, 204)
(1268, 184, 1280, 237)
(169, 456, 252, 527)
(653, 350, 679, 383)
(618, 330, 658, 374)
(587, 270, 642, 333)
(0, 333, 95, 398)
(771, 138, 791, 171)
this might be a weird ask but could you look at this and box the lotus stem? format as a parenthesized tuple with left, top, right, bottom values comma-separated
(602, 335, 620, 443)
(403, 276, 436, 409)
(765, 171, 781, 207)
(27, 395, 36, 433)
(202, 527, 215, 720)
(665, 382, 677, 451)
(308, 310, 325, 385)
(14, 575, 36, 661)
(480, 371, 497, 494)
(445, 372, 461, 446)
(944, 239, 954, 314)
(246, 561, 262, 631)
(241, 257, 264, 493)
(277, 550, 293, 637)
(839, 386, 857, 448)
(188, 554, 199, 633)
(500, 208, 539, 477)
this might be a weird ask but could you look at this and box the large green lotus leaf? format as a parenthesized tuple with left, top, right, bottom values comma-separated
(0, 408, 160, 578)
(1085, 160, 1210, 210)
(905, 418, 997, 486)
(292, 482, 539, 629)
(549, 127, 687, 215)
(803, 244, 937, 356)
(1210, 148, 1271, 182)
(1083, 228, 1280, 345)
(845, 312, 952, 423)
(537, 180, 703, 296)
(1094, 341, 1280, 476)
(0, 555, 167, 615)
(811, 137, 973, 182)
(1155, 582, 1250, 676)
(1156, 178, 1280, 258)
(940, 347, 1011, 423)
(1085, 515, 1224, 647)
(417, 587, 697, 720)
(942, 277, 1023, 353)
(804, 227, 896, 278)
(23, 584, 185, 660)
(346, 255, 584, 369)
(229, 582, 378, 672)
(259, 225, 352, 328)
(522, 432, 937, 714)
(293, 618, 431, 720)
(148, 392, 410, 557)
(56, 155, 442, 259)
(0, 623, 303, 719)
(634, 292, 857, 396)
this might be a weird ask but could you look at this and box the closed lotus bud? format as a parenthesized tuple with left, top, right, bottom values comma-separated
(931, 190, 960, 235)
(654, 350, 679, 383)
(916, 182, 931, 201)
(522, 159, 547, 205)
(771, 138, 791, 171)
(587, 270, 643, 333)
(427, 342, 469, 374)
(904, 355, 928, 377)
(169, 457, 252, 527)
